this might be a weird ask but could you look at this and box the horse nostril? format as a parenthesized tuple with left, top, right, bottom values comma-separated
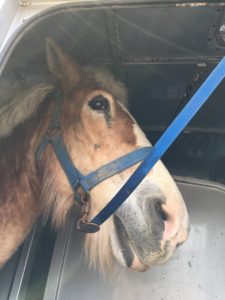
(155, 201, 168, 221)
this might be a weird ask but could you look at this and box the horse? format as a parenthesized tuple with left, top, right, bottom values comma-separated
(0, 38, 189, 274)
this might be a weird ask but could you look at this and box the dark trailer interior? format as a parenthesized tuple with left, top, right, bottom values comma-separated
(0, 1, 225, 299)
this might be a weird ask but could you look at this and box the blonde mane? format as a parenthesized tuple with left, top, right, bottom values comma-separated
(0, 83, 54, 138)
(0, 67, 128, 139)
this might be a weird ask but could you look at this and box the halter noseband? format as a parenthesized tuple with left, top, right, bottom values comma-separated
(36, 92, 152, 233)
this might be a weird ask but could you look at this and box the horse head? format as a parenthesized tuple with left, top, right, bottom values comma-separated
(38, 38, 189, 273)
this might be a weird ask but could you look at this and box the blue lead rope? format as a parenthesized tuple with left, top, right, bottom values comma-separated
(91, 57, 225, 226)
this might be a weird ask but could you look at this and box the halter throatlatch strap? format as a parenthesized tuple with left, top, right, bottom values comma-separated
(36, 92, 152, 233)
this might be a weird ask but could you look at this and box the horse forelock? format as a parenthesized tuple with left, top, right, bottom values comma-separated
(0, 83, 54, 139)
(0, 67, 127, 140)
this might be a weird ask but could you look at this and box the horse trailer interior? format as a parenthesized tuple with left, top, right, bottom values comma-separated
(0, 1, 225, 299)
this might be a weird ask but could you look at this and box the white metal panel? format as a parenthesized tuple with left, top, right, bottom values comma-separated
(43, 178, 225, 300)
(0, 0, 19, 50)
(0, 0, 96, 53)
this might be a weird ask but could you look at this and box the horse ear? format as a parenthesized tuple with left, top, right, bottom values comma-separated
(46, 38, 82, 92)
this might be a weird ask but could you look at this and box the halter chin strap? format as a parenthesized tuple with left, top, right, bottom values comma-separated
(36, 92, 152, 233)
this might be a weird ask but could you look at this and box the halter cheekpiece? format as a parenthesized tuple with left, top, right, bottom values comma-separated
(36, 92, 152, 233)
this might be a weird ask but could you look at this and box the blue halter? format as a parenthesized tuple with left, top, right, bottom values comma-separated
(36, 57, 225, 233)
(36, 93, 152, 232)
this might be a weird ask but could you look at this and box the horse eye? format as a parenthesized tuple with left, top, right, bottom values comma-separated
(88, 95, 110, 113)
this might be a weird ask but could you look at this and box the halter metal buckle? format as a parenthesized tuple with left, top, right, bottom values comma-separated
(74, 186, 90, 205)
(76, 193, 100, 233)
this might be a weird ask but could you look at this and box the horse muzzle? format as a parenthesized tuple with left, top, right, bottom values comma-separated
(112, 188, 189, 271)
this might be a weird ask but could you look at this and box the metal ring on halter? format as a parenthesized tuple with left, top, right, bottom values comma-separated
(76, 199, 100, 233)
(74, 187, 90, 206)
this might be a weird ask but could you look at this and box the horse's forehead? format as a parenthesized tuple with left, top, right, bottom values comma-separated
(82, 67, 128, 107)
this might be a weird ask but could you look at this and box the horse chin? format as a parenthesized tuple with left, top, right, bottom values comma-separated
(130, 243, 177, 271)
(112, 215, 177, 272)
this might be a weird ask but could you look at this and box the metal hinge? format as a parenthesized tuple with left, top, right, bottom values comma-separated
(19, 0, 32, 7)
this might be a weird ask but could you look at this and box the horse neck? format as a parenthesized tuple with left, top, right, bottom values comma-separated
(0, 96, 54, 202)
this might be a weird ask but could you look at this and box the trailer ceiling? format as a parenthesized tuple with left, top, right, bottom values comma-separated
(1, 1, 225, 131)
